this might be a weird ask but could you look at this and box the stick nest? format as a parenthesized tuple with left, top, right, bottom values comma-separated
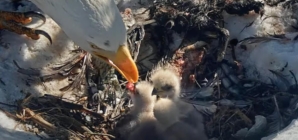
(2, 0, 298, 140)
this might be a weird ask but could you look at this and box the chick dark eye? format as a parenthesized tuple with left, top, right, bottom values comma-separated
(162, 84, 172, 91)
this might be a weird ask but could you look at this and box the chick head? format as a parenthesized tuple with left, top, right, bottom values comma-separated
(150, 64, 181, 100)
(130, 81, 156, 113)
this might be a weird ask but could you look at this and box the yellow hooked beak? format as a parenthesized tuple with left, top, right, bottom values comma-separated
(92, 45, 139, 83)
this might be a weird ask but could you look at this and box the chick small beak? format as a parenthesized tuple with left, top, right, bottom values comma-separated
(152, 88, 158, 95)
(92, 45, 139, 83)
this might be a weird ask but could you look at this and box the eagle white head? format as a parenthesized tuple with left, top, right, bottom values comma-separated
(31, 0, 139, 83)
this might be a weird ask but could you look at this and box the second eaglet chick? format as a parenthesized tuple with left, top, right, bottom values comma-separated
(150, 64, 181, 100)
(150, 64, 208, 140)
(154, 97, 200, 140)
(128, 81, 164, 140)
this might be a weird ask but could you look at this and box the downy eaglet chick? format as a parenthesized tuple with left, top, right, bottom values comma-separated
(150, 64, 208, 140)
(130, 81, 156, 116)
(127, 81, 165, 140)
(150, 64, 181, 100)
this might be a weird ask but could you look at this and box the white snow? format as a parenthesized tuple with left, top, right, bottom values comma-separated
(261, 119, 298, 140)
(222, 2, 298, 139)
(0, 111, 40, 140)
(233, 38, 298, 90)
(224, 4, 298, 89)
(0, 0, 298, 139)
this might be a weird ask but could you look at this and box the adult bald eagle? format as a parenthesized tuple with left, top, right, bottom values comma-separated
(0, 0, 139, 83)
